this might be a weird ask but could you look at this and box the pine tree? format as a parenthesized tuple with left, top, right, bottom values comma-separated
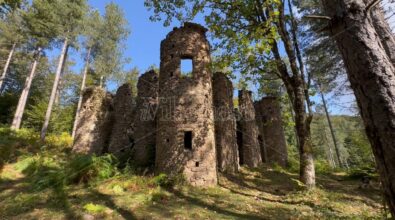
(11, 0, 60, 130)
(40, 0, 88, 141)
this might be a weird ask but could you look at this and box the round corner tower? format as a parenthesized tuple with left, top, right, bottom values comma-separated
(155, 23, 217, 186)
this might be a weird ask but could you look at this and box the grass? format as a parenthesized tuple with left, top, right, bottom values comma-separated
(0, 160, 387, 219)
(0, 127, 388, 219)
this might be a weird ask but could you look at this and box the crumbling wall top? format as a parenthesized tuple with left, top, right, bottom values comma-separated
(165, 22, 208, 39)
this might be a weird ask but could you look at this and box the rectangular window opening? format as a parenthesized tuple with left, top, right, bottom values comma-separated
(181, 59, 193, 77)
(184, 131, 193, 150)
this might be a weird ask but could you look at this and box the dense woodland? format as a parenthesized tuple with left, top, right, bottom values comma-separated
(0, 0, 394, 219)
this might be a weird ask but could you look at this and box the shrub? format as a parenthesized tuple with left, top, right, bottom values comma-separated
(151, 173, 185, 188)
(45, 133, 73, 150)
(83, 203, 107, 214)
(315, 159, 334, 174)
(66, 154, 119, 184)
(347, 166, 378, 180)
(22, 156, 66, 190)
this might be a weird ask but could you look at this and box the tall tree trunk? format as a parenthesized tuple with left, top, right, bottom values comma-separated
(323, 0, 395, 215)
(54, 45, 69, 106)
(271, 41, 316, 188)
(319, 87, 343, 167)
(72, 47, 91, 139)
(99, 75, 104, 88)
(11, 47, 41, 129)
(40, 38, 68, 141)
(293, 85, 316, 188)
(369, 3, 395, 65)
(0, 42, 16, 93)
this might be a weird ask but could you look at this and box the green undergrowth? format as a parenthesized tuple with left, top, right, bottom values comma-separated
(0, 128, 389, 219)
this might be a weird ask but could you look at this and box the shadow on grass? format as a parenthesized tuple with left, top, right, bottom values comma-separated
(88, 189, 138, 220)
(0, 177, 79, 219)
(167, 188, 265, 219)
(221, 167, 301, 196)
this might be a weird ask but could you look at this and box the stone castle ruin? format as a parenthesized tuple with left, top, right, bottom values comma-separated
(72, 23, 288, 187)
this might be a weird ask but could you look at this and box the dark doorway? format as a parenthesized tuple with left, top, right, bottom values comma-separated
(237, 123, 244, 165)
(184, 131, 193, 150)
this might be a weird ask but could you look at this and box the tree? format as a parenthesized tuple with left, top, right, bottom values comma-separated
(145, 0, 317, 188)
(11, 0, 61, 130)
(40, 0, 88, 141)
(0, 0, 23, 16)
(93, 3, 130, 88)
(321, 0, 395, 215)
(368, 2, 395, 65)
(0, 9, 26, 93)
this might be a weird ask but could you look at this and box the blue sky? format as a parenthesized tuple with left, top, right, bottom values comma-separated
(78, 0, 355, 115)
(88, 0, 185, 72)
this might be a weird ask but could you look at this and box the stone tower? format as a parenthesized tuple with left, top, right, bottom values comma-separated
(213, 72, 239, 173)
(132, 70, 159, 167)
(73, 87, 113, 155)
(238, 90, 262, 168)
(255, 97, 288, 167)
(156, 23, 217, 186)
(108, 84, 135, 155)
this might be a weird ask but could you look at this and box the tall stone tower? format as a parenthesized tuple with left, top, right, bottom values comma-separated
(213, 72, 239, 173)
(255, 97, 288, 167)
(132, 70, 159, 167)
(238, 90, 262, 168)
(73, 87, 113, 155)
(156, 23, 217, 186)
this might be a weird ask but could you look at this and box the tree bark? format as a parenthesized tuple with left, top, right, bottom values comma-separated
(370, 4, 395, 66)
(0, 42, 16, 93)
(72, 47, 91, 139)
(11, 47, 41, 130)
(54, 45, 69, 106)
(40, 38, 68, 141)
(320, 87, 343, 167)
(323, 0, 395, 215)
(293, 84, 316, 188)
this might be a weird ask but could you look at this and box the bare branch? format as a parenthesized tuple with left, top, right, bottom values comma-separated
(366, 0, 382, 12)
(303, 15, 332, 21)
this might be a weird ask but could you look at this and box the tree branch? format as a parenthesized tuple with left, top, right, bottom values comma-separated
(366, 0, 382, 12)
(303, 15, 332, 21)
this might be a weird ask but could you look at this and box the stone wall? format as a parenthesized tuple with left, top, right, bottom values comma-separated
(156, 23, 218, 186)
(238, 90, 262, 168)
(255, 97, 288, 167)
(108, 84, 135, 155)
(132, 70, 159, 167)
(213, 72, 239, 173)
(73, 87, 114, 155)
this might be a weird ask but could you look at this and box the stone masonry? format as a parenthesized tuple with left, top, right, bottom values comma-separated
(255, 97, 288, 167)
(213, 72, 239, 173)
(238, 90, 262, 168)
(70, 23, 289, 188)
(108, 84, 135, 155)
(132, 70, 159, 167)
(155, 23, 218, 186)
(73, 87, 114, 155)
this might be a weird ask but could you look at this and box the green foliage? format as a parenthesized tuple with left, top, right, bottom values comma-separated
(22, 155, 66, 190)
(66, 154, 119, 184)
(83, 203, 107, 214)
(314, 159, 335, 175)
(15, 154, 119, 191)
(145, 0, 280, 78)
(151, 173, 185, 188)
(92, 2, 130, 86)
(346, 166, 378, 180)
(0, 0, 23, 15)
